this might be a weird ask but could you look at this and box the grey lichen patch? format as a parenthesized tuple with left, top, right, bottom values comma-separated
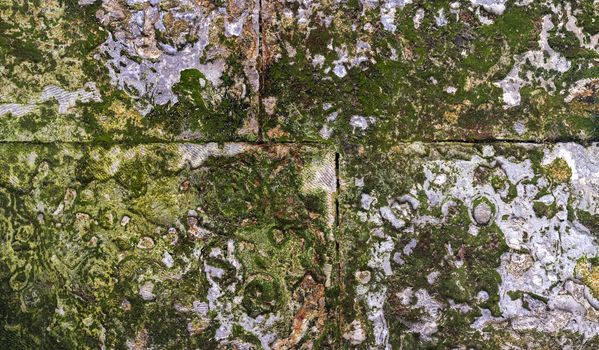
(0, 82, 102, 117)
(96, 0, 258, 109)
(339, 142, 599, 348)
(472, 196, 496, 225)
(0, 143, 335, 349)
(92, 0, 260, 140)
(262, 0, 598, 143)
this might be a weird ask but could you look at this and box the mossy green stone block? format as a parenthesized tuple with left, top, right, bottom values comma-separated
(261, 1, 598, 143)
(0, 143, 336, 349)
(338, 142, 599, 348)
(0, 0, 259, 142)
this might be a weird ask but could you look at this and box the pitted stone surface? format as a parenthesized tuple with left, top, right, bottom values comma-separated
(0, 0, 597, 349)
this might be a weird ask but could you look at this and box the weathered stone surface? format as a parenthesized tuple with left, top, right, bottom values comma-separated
(1, 0, 598, 348)
(0, 143, 336, 348)
(339, 142, 599, 348)
(0, 0, 259, 142)
(262, 1, 598, 142)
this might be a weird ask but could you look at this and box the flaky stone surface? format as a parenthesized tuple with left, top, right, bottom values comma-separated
(0, 0, 597, 349)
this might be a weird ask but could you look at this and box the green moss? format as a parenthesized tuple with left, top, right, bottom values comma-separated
(508, 290, 524, 300)
(548, 28, 598, 59)
(262, 1, 598, 144)
(577, 210, 599, 235)
(533, 201, 558, 219)
(146, 65, 253, 140)
(543, 158, 572, 183)
(527, 292, 548, 304)
(505, 184, 519, 202)
(574, 0, 599, 35)
(242, 278, 281, 317)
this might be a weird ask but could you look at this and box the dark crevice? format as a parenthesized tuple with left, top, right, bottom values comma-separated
(335, 152, 340, 229)
(334, 151, 342, 342)
(0, 139, 331, 146)
(428, 138, 597, 145)
(257, 0, 264, 142)
(2, 138, 595, 146)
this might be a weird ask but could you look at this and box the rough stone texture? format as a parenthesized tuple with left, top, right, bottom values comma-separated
(0, 143, 336, 348)
(262, 0, 598, 142)
(0, 0, 598, 349)
(0, 0, 259, 141)
(472, 201, 493, 225)
(340, 142, 599, 348)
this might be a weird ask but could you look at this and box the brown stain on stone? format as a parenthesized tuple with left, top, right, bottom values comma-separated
(273, 275, 326, 350)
